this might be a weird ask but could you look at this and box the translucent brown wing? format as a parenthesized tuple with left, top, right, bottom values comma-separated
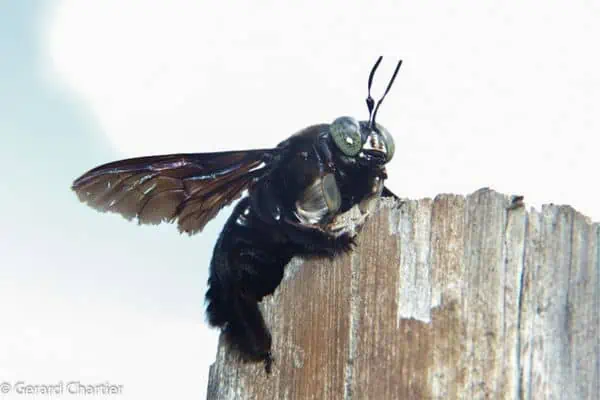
(72, 149, 274, 234)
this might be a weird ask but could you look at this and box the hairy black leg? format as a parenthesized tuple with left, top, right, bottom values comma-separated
(281, 218, 356, 258)
(206, 275, 274, 372)
(382, 186, 400, 200)
(222, 290, 272, 366)
(334, 232, 357, 253)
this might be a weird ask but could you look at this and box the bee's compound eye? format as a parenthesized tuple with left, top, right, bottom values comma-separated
(330, 116, 362, 156)
(375, 123, 395, 162)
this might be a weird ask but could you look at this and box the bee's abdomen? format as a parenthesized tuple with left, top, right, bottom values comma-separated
(205, 197, 293, 365)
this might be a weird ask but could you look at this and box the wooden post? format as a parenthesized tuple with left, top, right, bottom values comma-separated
(206, 188, 599, 400)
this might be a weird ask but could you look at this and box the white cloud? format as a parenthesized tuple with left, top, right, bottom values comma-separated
(44, 1, 600, 220)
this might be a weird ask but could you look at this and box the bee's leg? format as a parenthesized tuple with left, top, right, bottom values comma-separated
(206, 197, 292, 373)
(220, 286, 274, 372)
(280, 218, 356, 258)
(382, 186, 400, 200)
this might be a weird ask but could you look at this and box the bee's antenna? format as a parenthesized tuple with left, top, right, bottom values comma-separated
(366, 56, 383, 121)
(367, 58, 403, 129)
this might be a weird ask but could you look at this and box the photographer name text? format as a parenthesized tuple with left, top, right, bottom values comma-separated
(0, 380, 123, 396)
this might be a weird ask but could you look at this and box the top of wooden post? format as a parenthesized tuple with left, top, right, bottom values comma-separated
(207, 188, 599, 400)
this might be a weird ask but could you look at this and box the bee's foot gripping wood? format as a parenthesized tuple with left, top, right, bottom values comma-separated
(207, 188, 599, 400)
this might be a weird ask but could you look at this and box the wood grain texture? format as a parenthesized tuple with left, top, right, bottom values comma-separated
(206, 188, 599, 400)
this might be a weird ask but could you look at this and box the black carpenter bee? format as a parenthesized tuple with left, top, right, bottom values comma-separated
(72, 57, 402, 373)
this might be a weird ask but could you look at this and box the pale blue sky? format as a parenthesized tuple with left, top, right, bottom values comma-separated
(1, 2, 220, 399)
(1, 0, 219, 317)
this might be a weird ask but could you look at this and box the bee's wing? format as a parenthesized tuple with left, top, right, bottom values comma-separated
(72, 149, 275, 234)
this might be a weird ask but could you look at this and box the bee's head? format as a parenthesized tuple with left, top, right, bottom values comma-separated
(329, 117, 394, 165)
(329, 57, 402, 166)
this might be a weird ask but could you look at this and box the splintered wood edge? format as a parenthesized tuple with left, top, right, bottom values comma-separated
(207, 187, 599, 400)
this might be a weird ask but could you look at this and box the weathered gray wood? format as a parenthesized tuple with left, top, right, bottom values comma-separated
(206, 188, 599, 400)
